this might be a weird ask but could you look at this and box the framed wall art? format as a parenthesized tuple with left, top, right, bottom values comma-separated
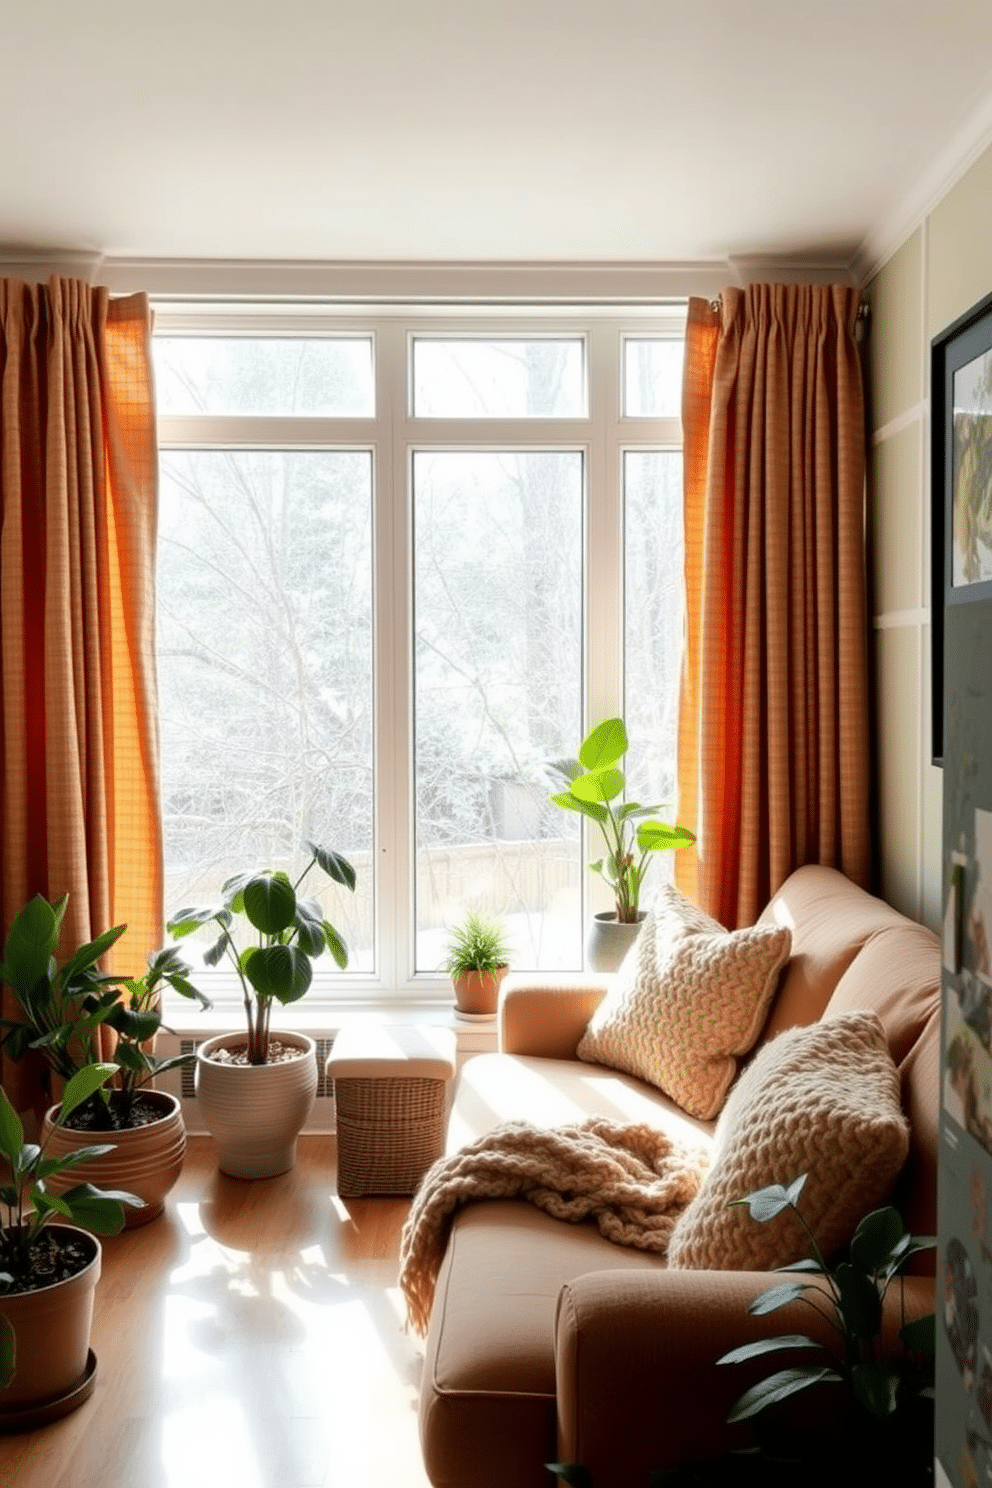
(931, 289, 992, 764)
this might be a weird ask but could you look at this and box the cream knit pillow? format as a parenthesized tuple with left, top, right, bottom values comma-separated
(576, 885, 791, 1120)
(667, 1009, 910, 1271)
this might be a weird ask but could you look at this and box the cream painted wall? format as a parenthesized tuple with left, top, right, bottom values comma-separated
(866, 140, 992, 931)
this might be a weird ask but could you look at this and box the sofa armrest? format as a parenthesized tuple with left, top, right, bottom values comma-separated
(499, 974, 611, 1058)
(554, 1266, 935, 1488)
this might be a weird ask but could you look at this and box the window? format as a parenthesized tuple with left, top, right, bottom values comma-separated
(153, 311, 685, 1003)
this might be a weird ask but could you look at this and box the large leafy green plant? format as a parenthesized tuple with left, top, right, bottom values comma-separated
(0, 895, 210, 1130)
(549, 718, 695, 923)
(167, 840, 356, 1065)
(0, 1063, 144, 1387)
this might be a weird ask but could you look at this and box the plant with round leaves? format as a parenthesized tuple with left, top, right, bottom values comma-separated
(167, 840, 356, 1065)
(0, 894, 211, 1131)
(0, 1062, 145, 1386)
(548, 717, 695, 923)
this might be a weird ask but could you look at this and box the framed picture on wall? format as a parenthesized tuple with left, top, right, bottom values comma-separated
(931, 289, 992, 764)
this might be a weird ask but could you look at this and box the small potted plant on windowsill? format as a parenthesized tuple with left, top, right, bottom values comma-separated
(443, 911, 512, 1018)
(0, 895, 210, 1227)
(0, 1063, 142, 1426)
(548, 717, 695, 971)
(166, 839, 356, 1179)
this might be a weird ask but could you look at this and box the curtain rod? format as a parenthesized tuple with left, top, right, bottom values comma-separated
(707, 294, 871, 322)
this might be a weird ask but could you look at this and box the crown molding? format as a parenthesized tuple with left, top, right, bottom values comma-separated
(854, 83, 992, 285)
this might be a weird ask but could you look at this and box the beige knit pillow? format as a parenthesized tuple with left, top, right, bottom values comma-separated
(667, 1009, 910, 1271)
(576, 885, 791, 1120)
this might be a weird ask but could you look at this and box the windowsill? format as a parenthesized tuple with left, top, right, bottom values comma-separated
(161, 990, 485, 1039)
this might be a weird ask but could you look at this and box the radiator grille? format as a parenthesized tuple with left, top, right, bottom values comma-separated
(180, 1035, 336, 1099)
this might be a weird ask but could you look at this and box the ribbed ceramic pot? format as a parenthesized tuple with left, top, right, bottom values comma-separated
(451, 965, 509, 1017)
(585, 911, 646, 973)
(41, 1089, 186, 1228)
(195, 1030, 318, 1180)
(0, 1225, 100, 1416)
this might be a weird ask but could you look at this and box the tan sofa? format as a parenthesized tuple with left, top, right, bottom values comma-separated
(417, 865, 940, 1488)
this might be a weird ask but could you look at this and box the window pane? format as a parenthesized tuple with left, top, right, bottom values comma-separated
(154, 338, 374, 416)
(623, 450, 685, 900)
(413, 450, 583, 972)
(412, 339, 585, 418)
(623, 338, 684, 418)
(158, 450, 374, 972)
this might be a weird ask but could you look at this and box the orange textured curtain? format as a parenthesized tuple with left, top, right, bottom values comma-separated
(0, 277, 162, 1116)
(676, 284, 871, 929)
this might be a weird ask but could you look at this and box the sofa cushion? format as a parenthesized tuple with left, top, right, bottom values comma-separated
(576, 885, 791, 1120)
(667, 1009, 910, 1271)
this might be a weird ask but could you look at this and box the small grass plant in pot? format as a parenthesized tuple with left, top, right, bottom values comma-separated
(0, 894, 210, 1226)
(548, 717, 695, 971)
(444, 911, 511, 1017)
(167, 839, 356, 1178)
(0, 1063, 142, 1422)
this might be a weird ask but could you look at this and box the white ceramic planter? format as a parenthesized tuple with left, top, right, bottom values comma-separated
(585, 911, 646, 973)
(41, 1089, 186, 1228)
(195, 1031, 318, 1179)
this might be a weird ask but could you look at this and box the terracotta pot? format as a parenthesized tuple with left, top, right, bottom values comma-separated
(41, 1089, 186, 1228)
(195, 1031, 317, 1179)
(0, 1224, 100, 1422)
(451, 965, 509, 1017)
(585, 911, 645, 973)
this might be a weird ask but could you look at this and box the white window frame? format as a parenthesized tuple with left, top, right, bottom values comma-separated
(153, 300, 685, 1012)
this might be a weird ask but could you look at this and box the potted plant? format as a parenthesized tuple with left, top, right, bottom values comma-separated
(0, 895, 210, 1227)
(166, 839, 356, 1179)
(443, 910, 512, 1017)
(0, 1062, 142, 1425)
(713, 1175, 936, 1487)
(548, 717, 695, 970)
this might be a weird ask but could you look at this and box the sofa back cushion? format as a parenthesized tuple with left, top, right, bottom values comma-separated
(757, 865, 925, 1041)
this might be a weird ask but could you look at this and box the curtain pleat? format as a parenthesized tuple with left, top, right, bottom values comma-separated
(676, 284, 870, 930)
(0, 277, 162, 1116)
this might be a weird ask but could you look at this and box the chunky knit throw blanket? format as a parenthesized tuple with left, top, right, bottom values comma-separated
(398, 1118, 710, 1335)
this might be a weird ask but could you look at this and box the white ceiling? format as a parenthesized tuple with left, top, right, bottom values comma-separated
(4, 0, 992, 281)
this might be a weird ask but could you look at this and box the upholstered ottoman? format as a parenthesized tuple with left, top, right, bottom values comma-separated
(327, 1024, 457, 1196)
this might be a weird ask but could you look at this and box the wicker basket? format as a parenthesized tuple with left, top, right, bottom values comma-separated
(334, 1074, 449, 1197)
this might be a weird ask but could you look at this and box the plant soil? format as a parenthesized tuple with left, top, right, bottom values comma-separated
(59, 1091, 170, 1132)
(0, 1230, 95, 1296)
(204, 1039, 306, 1066)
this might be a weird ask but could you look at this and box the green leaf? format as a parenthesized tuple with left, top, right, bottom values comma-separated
(57, 1185, 137, 1234)
(242, 872, 297, 936)
(552, 790, 609, 826)
(58, 923, 127, 984)
(323, 923, 349, 970)
(58, 1063, 117, 1124)
(850, 1362, 899, 1418)
(104, 1003, 160, 1043)
(545, 1465, 594, 1488)
(204, 929, 234, 968)
(167, 905, 221, 938)
(749, 1280, 815, 1316)
(571, 766, 624, 806)
(732, 1178, 806, 1224)
(244, 943, 313, 1003)
(835, 1263, 883, 1340)
(578, 716, 627, 772)
(849, 1207, 905, 1274)
(305, 843, 357, 892)
(0, 1088, 25, 1171)
(727, 1366, 843, 1423)
(900, 1313, 936, 1356)
(36, 1144, 116, 1179)
(717, 1333, 825, 1367)
(0, 894, 60, 997)
(165, 973, 212, 1008)
(636, 821, 696, 852)
(293, 900, 327, 957)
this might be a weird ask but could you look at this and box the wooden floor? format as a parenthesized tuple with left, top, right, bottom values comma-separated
(0, 1136, 432, 1488)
